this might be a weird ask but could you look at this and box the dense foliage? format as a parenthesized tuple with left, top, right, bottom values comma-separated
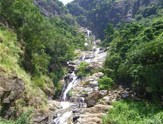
(98, 76, 114, 90)
(67, 0, 162, 39)
(104, 9, 163, 99)
(0, 0, 84, 87)
(34, 0, 68, 17)
(103, 100, 163, 124)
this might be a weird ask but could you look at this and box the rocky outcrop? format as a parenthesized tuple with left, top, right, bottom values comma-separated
(0, 70, 25, 119)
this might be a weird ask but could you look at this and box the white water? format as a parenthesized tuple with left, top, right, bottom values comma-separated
(53, 28, 107, 124)
(86, 29, 91, 37)
(53, 72, 78, 124)
(62, 71, 78, 101)
(60, 101, 71, 109)
(53, 111, 72, 124)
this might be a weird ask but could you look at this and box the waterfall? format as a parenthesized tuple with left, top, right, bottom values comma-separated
(81, 55, 86, 60)
(52, 28, 107, 124)
(86, 29, 91, 37)
(53, 111, 72, 124)
(61, 71, 78, 101)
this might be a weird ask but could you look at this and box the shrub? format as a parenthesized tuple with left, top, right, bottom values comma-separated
(103, 100, 163, 124)
(77, 62, 90, 77)
(98, 76, 114, 90)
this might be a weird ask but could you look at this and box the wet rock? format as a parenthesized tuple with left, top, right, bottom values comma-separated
(48, 100, 62, 111)
(99, 90, 108, 96)
(85, 91, 102, 107)
(84, 54, 94, 60)
(73, 114, 80, 122)
(83, 87, 93, 93)
(67, 63, 76, 73)
(103, 96, 111, 104)
(89, 81, 98, 88)
(86, 99, 96, 107)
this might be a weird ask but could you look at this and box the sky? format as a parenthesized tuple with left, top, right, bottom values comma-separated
(59, 0, 74, 5)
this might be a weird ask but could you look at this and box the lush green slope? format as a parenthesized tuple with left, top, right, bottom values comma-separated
(0, 25, 48, 122)
(104, 16, 163, 96)
(104, 9, 163, 99)
(0, 0, 85, 84)
(103, 13, 163, 123)
(0, 0, 84, 121)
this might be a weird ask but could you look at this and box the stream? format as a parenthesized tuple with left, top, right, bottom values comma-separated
(52, 28, 107, 124)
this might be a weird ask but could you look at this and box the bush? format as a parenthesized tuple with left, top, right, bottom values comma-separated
(103, 100, 163, 124)
(104, 17, 163, 98)
(77, 62, 90, 77)
(98, 76, 114, 90)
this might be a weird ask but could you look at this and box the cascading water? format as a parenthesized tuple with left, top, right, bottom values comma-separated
(53, 111, 72, 124)
(62, 71, 78, 101)
(53, 28, 107, 124)
(86, 29, 91, 37)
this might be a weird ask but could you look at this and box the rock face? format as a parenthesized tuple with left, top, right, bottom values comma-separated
(0, 72, 25, 118)
(67, 0, 160, 38)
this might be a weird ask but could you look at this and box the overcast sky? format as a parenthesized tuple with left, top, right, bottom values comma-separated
(59, 0, 74, 5)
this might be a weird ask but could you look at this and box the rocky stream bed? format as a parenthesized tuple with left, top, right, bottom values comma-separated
(32, 29, 135, 124)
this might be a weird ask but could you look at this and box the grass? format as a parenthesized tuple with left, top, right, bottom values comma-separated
(0, 26, 51, 122)
(0, 109, 32, 124)
(103, 100, 163, 124)
(0, 119, 13, 124)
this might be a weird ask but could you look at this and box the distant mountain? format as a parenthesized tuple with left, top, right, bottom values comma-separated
(67, 0, 162, 38)
(34, 0, 68, 17)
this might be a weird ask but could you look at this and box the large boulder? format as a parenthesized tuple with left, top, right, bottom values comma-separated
(85, 91, 102, 107)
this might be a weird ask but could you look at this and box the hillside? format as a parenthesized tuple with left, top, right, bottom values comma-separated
(34, 0, 68, 17)
(0, 0, 84, 123)
(67, 0, 162, 38)
(0, 0, 163, 124)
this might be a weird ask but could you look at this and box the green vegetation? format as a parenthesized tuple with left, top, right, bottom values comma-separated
(77, 62, 90, 77)
(103, 100, 163, 124)
(67, 0, 162, 39)
(34, 0, 68, 17)
(99, 76, 114, 90)
(0, 110, 32, 124)
(0, 119, 13, 124)
(15, 110, 32, 124)
(0, 0, 85, 90)
(104, 15, 163, 98)
(0, 0, 163, 123)
(0, 0, 84, 121)
(0, 24, 48, 120)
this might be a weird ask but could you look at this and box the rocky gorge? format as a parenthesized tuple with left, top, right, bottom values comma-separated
(32, 28, 135, 124)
